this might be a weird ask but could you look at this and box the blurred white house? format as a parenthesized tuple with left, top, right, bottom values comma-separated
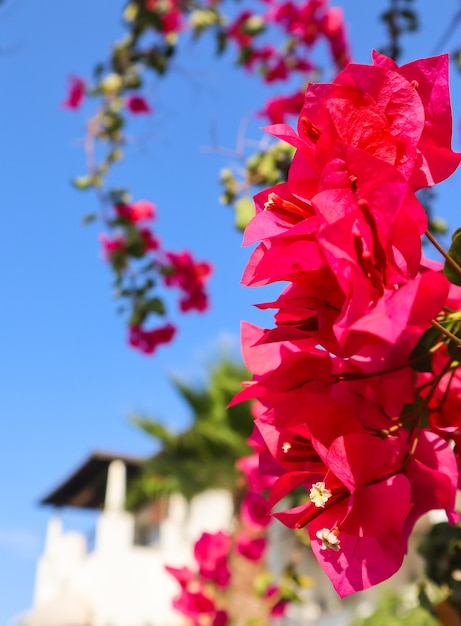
(21, 452, 234, 626)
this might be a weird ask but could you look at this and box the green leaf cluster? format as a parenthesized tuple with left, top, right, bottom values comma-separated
(126, 359, 253, 508)
(220, 143, 295, 231)
(349, 590, 438, 626)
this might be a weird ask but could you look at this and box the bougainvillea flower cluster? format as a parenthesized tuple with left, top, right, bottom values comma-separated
(228, 0, 350, 82)
(166, 531, 231, 625)
(100, 198, 211, 355)
(236, 52, 461, 596)
(66, 0, 353, 354)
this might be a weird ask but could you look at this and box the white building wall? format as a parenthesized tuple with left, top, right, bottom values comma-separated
(26, 464, 235, 626)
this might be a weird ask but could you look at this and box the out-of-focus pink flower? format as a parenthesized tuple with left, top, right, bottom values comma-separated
(145, 0, 182, 33)
(61, 75, 86, 110)
(259, 91, 305, 124)
(321, 6, 351, 69)
(194, 531, 231, 588)
(115, 200, 156, 223)
(237, 452, 275, 492)
(212, 610, 230, 626)
(164, 251, 212, 313)
(226, 11, 255, 47)
(99, 233, 126, 261)
(266, 585, 289, 618)
(128, 323, 176, 355)
(126, 95, 152, 114)
(165, 565, 195, 588)
(139, 228, 160, 252)
(172, 588, 216, 619)
(236, 531, 267, 561)
(240, 491, 271, 530)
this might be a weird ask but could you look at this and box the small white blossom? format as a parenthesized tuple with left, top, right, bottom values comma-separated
(316, 528, 341, 551)
(309, 481, 332, 508)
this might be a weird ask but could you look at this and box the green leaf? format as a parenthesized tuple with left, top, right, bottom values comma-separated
(443, 227, 461, 286)
(216, 29, 228, 55)
(129, 307, 147, 327)
(128, 358, 252, 500)
(409, 326, 441, 372)
(81, 213, 98, 224)
(235, 196, 255, 231)
(72, 176, 94, 190)
(254, 572, 275, 597)
(108, 188, 131, 205)
(130, 416, 176, 446)
(144, 297, 166, 316)
(107, 148, 123, 164)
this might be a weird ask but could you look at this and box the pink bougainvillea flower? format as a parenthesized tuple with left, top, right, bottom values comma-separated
(99, 233, 126, 262)
(343, 270, 450, 346)
(307, 477, 410, 597)
(259, 91, 305, 124)
(237, 452, 276, 493)
(236, 531, 267, 561)
(272, 434, 411, 595)
(419, 349, 461, 434)
(262, 0, 351, 72)
(212, 610, 230, 626)
(271, 430, 459, 596)
(328, 63, 425, 179)
(264, 56, 314, 83)
(115, 200, 156, 223)
(240, 491, 271, 530)
(266, 585, 289, 618)
(172, 587, 216, 619)
(163, 251, 212, 313)
(244, 184, 315, 247)
(61, 75, 86, 110)
(238, 51, 461, 598)
(164, 565, 195, 588)
(194, 531, 231, 588)
(128, 323, 176, 355)
(243, 46, 276, 72)
(145, 0, 182, 33)
(372, 51, 461, 187)
(139, 228, 160, 252)
(262, 53, 459, 198)
(126, 95, 152, 114)
(226, 10, 256, 47)
(402, 431, 460, 536)
(321, 6, 351, 69)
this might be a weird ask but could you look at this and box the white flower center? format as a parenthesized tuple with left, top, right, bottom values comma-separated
(282, 441, 292, 453)
(309, 481, 332, 508)
(316, 528, 341, 551)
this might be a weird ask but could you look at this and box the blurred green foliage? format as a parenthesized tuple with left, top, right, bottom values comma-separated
(126, 358, 253, 507)
(349, 590, 439, 626)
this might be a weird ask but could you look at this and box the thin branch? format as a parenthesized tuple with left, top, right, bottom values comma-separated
(425, 229, 461, 278)
(431, 319, 461, 348)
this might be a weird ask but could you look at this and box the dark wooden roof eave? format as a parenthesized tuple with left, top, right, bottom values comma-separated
(39, 451, 145, 510)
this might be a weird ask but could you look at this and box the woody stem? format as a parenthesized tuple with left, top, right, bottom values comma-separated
(425, 229, 461, 278)
(430, 319, 461, 348)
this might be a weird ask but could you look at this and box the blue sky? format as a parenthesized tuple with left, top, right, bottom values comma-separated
(1, 0, 461, 623)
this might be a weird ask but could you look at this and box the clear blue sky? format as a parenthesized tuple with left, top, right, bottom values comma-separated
(1, 1, 461, 623)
